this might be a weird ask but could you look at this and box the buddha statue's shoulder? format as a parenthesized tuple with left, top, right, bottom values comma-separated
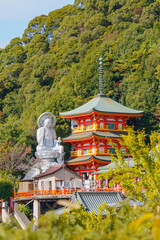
(37, 126, 45, 133)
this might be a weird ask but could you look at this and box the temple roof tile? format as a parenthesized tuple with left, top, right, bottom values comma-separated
(60, 94, 143, 118)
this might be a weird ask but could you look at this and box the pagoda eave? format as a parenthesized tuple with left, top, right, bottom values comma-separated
(62, 136, 94, 143)
(60, 111, 95, 119)
(62, 136, 123, 143)
(60, 110, 143, 119)
(62, 131, 126, 143)
(65, 155, 111, 166)
(66, 159, 111, 166)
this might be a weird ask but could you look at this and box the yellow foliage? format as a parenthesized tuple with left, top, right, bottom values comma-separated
(129, 213, 153, 231)
(152, 216, 160, 240)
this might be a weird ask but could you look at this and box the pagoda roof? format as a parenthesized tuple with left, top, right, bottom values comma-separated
(60, 94, 143, 118)
(65, 155, 111, 165)
(62, 131, 127, 142)
(96, 158, 135, 174)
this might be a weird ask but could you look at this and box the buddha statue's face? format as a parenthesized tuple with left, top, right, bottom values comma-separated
(44, 118, 52, 128)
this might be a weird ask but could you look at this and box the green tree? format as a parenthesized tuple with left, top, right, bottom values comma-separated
(0, 0, 160, 154)
(99, 128, 160, 204)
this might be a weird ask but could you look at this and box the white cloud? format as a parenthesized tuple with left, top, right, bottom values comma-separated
(0, 0, 74, 20)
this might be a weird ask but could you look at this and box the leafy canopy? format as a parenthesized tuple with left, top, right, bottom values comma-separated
(0, 0, 160, 154)
(99, 128, 160, 205)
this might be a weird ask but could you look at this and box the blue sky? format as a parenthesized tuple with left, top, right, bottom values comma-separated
(0, 0, 75, 48)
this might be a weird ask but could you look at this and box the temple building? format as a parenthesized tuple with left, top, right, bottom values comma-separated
(60, 58, 143, 182)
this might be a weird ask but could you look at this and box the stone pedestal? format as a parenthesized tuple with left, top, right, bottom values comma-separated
(35, 150, 59, 159)
(24, 158, 58, 180)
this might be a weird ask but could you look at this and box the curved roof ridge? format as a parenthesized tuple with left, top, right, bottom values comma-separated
(60, 95, 98, 117)
(60, 94, 143, 117)
(95, 96, 143, 114)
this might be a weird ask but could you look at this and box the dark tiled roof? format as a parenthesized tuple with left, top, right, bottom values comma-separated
(63, 131, 127, 141)
(65, 155, 112, 164)
(60, 94, 143, 117)
(72, 191, 124, 214)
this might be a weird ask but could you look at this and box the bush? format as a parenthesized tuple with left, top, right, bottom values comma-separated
(0, 180, 13, 202)
(17, 204, 30, 217)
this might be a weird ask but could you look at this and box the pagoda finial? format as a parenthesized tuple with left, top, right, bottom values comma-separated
(99, 56, 103, 94)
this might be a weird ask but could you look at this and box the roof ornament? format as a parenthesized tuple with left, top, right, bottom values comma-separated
(99, 56, 103, 95)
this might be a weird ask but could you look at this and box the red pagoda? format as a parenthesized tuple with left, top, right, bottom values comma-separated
(60, 58, 143, 180)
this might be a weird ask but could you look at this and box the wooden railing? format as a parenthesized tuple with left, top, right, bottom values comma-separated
(14, 188, 127, 199)
(14, 189, 74, 199)
(70, 149, 127, 157)
(72, 124, 126, 133)
(70, 149, 111, 157)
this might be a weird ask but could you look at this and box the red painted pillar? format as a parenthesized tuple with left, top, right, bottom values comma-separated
(98, 179, 101, 188)
(34, 189, 37, 196)
(115, 117, 118, 130)
(94, 174, 98, 180)
(105, 179, 108, 188)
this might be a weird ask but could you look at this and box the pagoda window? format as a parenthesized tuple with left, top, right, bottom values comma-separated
(100, 122, 104, 129)
(107, 123, 115, 130)
(86, 124, 91, 130)
(118, 123, 123, 130)
(83, 148, 90, 155)
(92, 147, 97, 154)
(81, 124, 84, 130)
(99, 147, 104, 153)
(108, 148, 116, 154)
(78, 150, 81, 156)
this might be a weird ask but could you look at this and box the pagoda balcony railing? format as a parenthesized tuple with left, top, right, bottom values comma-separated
(70, 149, 127, 157)
(72, 124, 126, 133)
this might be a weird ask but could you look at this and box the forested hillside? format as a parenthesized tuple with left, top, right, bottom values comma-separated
(0, 0, 160, 152)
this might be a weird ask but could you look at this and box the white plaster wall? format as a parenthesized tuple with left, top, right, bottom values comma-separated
(37, 168, 81, 190)
(38, 176, 56, 190)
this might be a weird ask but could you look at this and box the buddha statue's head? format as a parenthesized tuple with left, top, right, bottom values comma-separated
(44, 118, 52, 128)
